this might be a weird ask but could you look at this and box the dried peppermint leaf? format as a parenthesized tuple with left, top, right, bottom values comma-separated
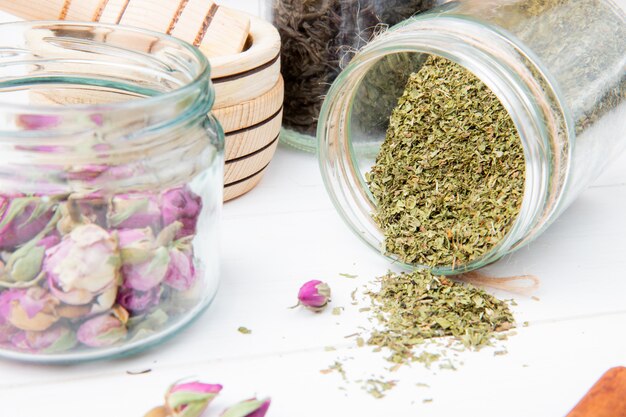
(367, 270, 515, 365)
(367, 55, 525, 267)
(237, 326, 252, 335)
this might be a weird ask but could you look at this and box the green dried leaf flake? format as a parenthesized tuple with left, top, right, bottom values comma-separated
(237, 326, 252, 335)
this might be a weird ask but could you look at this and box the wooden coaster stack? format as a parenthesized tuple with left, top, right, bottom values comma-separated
(0, 0, 283, 201)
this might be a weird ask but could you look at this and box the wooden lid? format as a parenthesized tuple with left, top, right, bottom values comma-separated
(0, 0, 251, 57)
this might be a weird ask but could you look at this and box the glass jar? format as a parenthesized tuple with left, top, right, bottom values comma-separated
(263, 0, 441, 152)
(0, 22, 224, 362)
(318, 0, 626, 274)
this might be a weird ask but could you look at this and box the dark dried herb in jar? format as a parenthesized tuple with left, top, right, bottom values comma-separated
(270, 0, 437, 137)
(366, 55, 526, 267)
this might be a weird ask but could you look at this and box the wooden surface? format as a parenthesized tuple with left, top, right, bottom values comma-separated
(567, 367, 626, 417)
(1, 138, 624, 417)
(1, 3, 625, 417)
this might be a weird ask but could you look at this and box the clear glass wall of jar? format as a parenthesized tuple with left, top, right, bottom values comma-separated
(263, 0, 442, 152)
(318, 0, 626, 275)
(0, 22, 224, 362)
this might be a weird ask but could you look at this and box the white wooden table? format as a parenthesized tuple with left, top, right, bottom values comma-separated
(0, 2, 625, 416)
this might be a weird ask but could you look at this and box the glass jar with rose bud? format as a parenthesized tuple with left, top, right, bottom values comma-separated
(0, 22, 223, 362)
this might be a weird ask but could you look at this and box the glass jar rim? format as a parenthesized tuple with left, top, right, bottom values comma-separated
(0, 20, 212, 114)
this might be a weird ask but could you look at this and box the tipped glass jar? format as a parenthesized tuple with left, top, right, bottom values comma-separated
(263, 0, 441, 151)
(318, 0, 626, 274)
(0, 22, 224, 362)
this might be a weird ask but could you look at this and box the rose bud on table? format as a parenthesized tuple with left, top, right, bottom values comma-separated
(165, 381, 223, 417)
(221, 398, 271, 417)
(292, 280, 331, 312)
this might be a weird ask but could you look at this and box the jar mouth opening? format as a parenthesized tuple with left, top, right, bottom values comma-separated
(319, 17, 568, 274)
(0, 21, 212, 114)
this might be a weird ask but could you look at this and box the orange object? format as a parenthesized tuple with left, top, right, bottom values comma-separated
(567, 367, 626, 417)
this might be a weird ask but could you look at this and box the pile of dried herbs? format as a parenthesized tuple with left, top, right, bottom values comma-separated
(367, 270, 515, 365)
(366, 55, 526, 267)
(271, 0, 437, 136)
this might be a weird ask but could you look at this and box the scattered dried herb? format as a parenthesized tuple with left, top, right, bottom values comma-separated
(339, 273, 358, 279)
(237, 326, 252, 335)
(367, 270, 515, 365)
(362, 378, 397, 399)
(366, 55, 525, 267)
(271, 0, 437, 137)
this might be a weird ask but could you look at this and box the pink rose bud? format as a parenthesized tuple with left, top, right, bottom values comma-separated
(0, 323, 19, 344)
(2, 234, 57, 284)
(165, 381, 223, 417)
(0, 195, 55, 250)
(24, 325, 77, 353)
(117, 284, 162, 314)
(65, 164, 109, 182)
(164, 245, 196, 292)
(45, 224, 121, 309)
(221, 398, 271, 417)
(0, 287, 59, 331)
(161, 186, 202, 239)
(119, 228, 170, 291)
(295, 280, 331, 312)
(17, 114, 61, 130)
(77, 311, 127, 347)
(108, 194, 162, 230)
(56, 195, 109, 234)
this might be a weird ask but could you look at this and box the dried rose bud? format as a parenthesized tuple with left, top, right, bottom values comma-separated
(77, 310, 127, 347)
(221, 398, 271, 417)
(2, 234, 59, 285)
(295, 280, 331, 312)
(0, 322, 19, 345)
(165, 381, 222, 417)
(161, 186, 202, 239)
(45, 224, 121, 313)
(119, 228, 170, 292)
(108, 194, 162, 230)
(17, 114, 61, 130)
(56, 195, 109, 235)
(0, 287, 59, 331)
(65, 165, 109, 182)
(0, 195, 54, 250)
(23, 325, 77, 353)
(117, 284, 162, 314)
(163, 243, 196, 292)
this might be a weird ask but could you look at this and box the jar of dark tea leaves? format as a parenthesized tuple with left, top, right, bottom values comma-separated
(263, 0, 441, 152)
(318, 0, 626, 274)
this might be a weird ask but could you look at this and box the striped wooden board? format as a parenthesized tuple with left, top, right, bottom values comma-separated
(0, 0, 250, 57)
